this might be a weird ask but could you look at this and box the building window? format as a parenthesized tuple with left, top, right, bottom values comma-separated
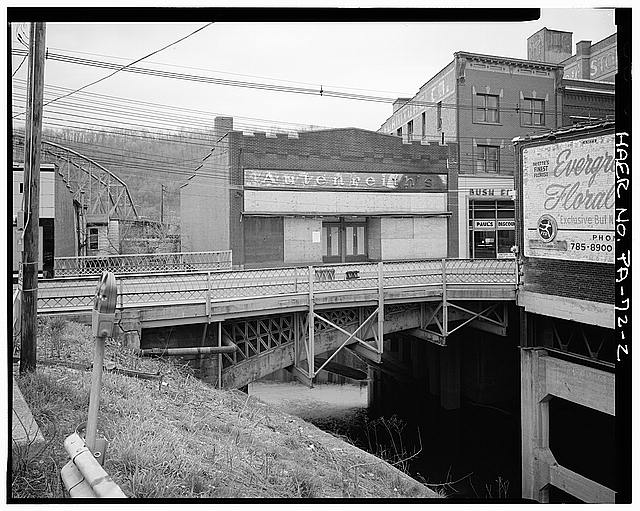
(88, 227, 99, 251)
(396, 127, 402, 137)
(406, 120, 413, 140)
(521, 98, 545, 126)
(476, 145, 499, 173)
(475, 93, 500, 123)
(19, 182, 24, 193)
(421, 111, 426, 138)
(436, 102, 442, 130)
(468, 199, 515, 259)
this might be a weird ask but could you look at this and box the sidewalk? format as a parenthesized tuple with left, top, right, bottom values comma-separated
(11, 373, 46, 469)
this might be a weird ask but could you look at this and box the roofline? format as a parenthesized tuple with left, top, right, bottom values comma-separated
(379, 59, 455, 129)
(561, 77, 615, 87)
(512, 121, 615, 144)
(529, 26, 573, 36)
(454, 51, 563, 70)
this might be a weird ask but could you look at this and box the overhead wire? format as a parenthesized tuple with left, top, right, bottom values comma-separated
(11, 47, 597, 117)
(12, 23, 215, 119)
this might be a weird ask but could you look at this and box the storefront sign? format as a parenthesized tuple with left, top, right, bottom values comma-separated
(497, 220, 515, 229)
(468, 188, 514, 197)
(522, 133, 615, 263)
(244, 169, 448, 192)
(474, 220, 495, 230)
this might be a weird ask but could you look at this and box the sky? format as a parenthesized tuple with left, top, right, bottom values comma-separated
(9, 7, 618, 134)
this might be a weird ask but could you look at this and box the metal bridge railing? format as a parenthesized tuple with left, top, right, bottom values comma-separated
(37, 258, 517, 312)
(53, 251, 233, 277)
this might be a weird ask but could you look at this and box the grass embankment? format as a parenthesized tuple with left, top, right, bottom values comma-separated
(12, 318, 441, 499)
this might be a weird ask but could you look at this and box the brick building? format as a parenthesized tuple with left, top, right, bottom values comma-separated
(180, 117, 455, 267)
(528, 28, 617, 82)
(513, 122, 615, 501)
(378, 28, 616, 259)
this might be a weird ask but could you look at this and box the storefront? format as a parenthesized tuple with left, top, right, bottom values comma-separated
(180, 119, 456, 267)
(242, 168, 450, 266)
(458, 177, 516, 259)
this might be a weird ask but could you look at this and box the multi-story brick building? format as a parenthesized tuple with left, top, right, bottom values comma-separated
(379, 28, 616, 259)
(180, 117, 455, 267)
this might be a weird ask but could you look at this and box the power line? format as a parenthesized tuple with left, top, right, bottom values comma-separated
(42, 45, 414, 97)
(13, 47, 608, 119)
(12, 23, 214, 119)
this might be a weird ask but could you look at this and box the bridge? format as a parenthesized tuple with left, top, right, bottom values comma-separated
(36, 258, 518, 389)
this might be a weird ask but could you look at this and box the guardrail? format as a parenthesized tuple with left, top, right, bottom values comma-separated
(54, 250, 233, 277)
(38, 259, 517, 313)
(61, 433, 127, 498)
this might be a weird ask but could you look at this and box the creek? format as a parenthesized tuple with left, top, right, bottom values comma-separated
(248, 380, 521, 499)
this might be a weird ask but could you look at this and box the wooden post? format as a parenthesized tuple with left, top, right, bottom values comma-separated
(308, 266, 314, 379)
(20, 22, 47, 375)
(377, 261, 384, 353)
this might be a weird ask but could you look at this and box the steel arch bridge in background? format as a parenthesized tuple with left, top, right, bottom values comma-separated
(13, 132, 139, 222)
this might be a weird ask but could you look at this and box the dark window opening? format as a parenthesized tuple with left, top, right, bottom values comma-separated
(19, 182, 24, 193)
(421, 111, 426, 138)
(476, 145, 499, 173)
(88, 227, 99, 251)
(436, 102, 442, 129)
(521, 98, 545, 126)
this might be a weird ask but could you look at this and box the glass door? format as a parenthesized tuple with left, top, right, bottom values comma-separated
(344, 223, 367, 262)
(322, 219, 368, 263)
(322, 223, 342, 263)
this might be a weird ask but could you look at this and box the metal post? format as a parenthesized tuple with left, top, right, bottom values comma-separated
(85, 334, 105, 452)
(217, 321, 222, 389)
(442, 258, 448, 336)
(206, 271, 211, 318)
(377, 261, 384, 353)
(308, 266, 314, 379)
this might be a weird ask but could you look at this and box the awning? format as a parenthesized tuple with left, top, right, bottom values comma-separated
(241, 211, 452, 218)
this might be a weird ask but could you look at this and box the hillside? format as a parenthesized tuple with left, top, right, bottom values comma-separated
(25, 127, 216, 222)
(11, 318, 441, 500)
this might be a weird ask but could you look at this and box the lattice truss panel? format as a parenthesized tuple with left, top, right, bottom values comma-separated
(221, 315, 295, 368)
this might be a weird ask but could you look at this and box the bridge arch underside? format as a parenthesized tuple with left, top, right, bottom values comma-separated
(140, 298, 516, 391)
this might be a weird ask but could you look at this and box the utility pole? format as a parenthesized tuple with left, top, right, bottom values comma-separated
(20, 22, 47, 375)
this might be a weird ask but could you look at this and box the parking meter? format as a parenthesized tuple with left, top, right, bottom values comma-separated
(86, 271, 117, 464)
(92, 271, 117, 338)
